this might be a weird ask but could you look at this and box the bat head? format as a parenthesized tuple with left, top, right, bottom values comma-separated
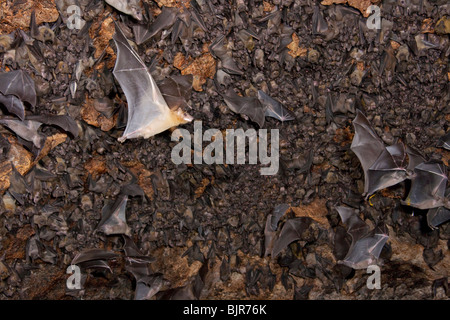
(173, 108, 193, 125)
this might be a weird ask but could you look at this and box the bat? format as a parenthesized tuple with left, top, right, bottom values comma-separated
(437, 131, 450, 150)
(336, 206, 389, 269)
(105, 0, 143, 21)
(133, 7, 178, 45)
(112, 21, 193, 142)
(271, 217, 312, 258)
(96, 194, 130, 235)
(271, 204, 291, 231)
(0, 70, 36, 110)
(26, 236, 57, 264)
(222, 89, 265, 127)
(0, 119, 46, 151)
(264, 204, 292, 257)
(210, 35, 243, 76)
(403, 161, 448, 210)
(351, 110, 409, 198)
(257, 90, 295, 122)
(0, 114, 78, 156)
(8, 165, 29, 205)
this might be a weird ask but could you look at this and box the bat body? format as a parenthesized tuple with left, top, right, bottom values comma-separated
(112, 21, 193, 142)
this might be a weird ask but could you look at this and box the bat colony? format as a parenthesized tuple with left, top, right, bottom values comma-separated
(0, 16, 448, 272)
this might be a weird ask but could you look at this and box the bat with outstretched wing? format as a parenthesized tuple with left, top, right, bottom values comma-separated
(222, 88, 265, 127)
(112, 21, 193, 143)
(351, 110, 409, 197)
(336, 206, 389, 269)
(403, 161, 448, 210)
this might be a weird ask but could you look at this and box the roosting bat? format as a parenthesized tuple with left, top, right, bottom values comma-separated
(112, 21, 193, 142)
(336, 206, 389, 269)
(351, 110, 409, 197)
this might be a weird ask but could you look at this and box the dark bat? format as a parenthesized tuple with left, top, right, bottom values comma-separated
(133, 7, 178, 45)
(437, 131, 450, 150)
(0, 119, 46, 150)
(0, 93, 25, 120)
(158, 75, 193, 110)
(0, 70, 36, 108)
(210, 35, 243, 76)
(403, 161, 448, 210)
(257, 90, 295, 122)
(135, 274, 167, 300)
(271, 217, 312, 258)
(112, 21, 193, 142)
(336, 206, 389, 269)
(351, 110, 409, 198)
(406, 145, 426, 171)
(96, 194, 129, 235)
(222, 89, 265, 127)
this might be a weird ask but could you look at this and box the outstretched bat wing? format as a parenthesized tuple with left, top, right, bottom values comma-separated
(366, 143, 408, 195)
(350, 110, 385, 195)
(0, 93, 25, 120)
(0, 70, 36, 108)
(97, 194, 129, 235)
(340, 226, 389, 269)
(337, 206, 388, 269)
(271, 217, 312, 258)
(404, 162, 447, 210)
(112, 22, 191, 142)
(257, 90, 295, 122)
(222, 89, 265, 127)
(427, 206, 450, 230)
